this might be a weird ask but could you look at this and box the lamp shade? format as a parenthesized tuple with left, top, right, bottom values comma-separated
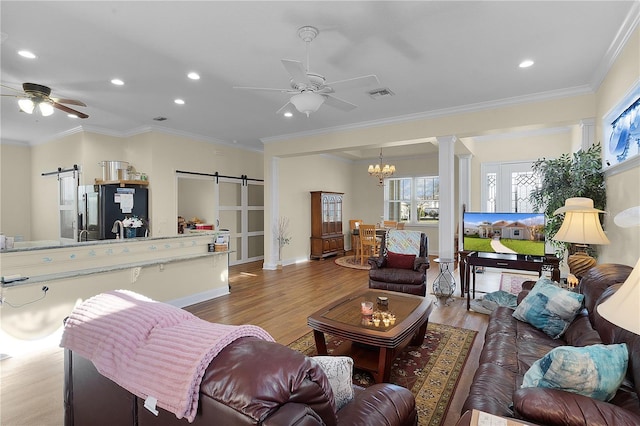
(597, 257, 640, 334)
(553, 211, 610, 245)
(18, 98, 35, 114)
(290, 92, 324, 117)
(39, 102, 54, 117)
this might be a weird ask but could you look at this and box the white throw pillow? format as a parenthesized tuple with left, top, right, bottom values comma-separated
(312, 356, 354, 411)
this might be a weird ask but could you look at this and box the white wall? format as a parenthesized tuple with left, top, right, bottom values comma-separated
(1, 131, 263, 241)
(1, 143, 31, 241)
(597, 27, 640, 267)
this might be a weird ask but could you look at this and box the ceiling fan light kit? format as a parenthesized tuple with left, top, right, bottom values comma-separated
(233, 25, 379, 117)
(290, 91, 325, 117)
(2, 82, 88, 118)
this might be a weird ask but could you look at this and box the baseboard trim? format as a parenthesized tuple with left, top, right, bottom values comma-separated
(167, 287, 229, 308)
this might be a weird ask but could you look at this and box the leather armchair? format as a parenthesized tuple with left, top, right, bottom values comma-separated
(64, 336, 418, 426)
(368, 231, 429, 296)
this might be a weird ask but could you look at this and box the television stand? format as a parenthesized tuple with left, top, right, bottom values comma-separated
(458, 251, 560, 310)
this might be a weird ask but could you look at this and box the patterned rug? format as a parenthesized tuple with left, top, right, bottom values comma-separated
(499, 272, 538, 295)
(288, 322, 477, 426)
(334, 255, 370, 270)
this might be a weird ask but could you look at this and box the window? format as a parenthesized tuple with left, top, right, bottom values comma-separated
(482, 161, 540, 213)
(385, 176, 439, 224)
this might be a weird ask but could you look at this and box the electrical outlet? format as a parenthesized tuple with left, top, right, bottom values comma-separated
(131, 267, 142, 283)
(159, 264, 165, 272)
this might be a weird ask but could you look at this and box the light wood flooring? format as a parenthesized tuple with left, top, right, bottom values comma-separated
(0, 256, 501, 426)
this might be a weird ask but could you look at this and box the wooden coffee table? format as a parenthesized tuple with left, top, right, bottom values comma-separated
(307, 289, 433, 383)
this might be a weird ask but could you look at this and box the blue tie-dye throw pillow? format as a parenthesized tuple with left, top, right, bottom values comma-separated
(522, 344, 628, 401)
(512, 277, 584, 338)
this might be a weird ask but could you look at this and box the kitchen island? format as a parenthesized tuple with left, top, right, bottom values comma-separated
(0, 233, 230, 346)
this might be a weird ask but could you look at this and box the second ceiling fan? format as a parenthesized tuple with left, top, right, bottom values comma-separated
(234, 26, 380, 117)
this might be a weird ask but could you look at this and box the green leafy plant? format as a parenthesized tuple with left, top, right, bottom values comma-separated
(529, 143, 606, 260)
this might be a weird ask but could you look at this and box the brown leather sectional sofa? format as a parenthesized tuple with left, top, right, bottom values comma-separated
(64, 336, 417, 426)
(461, 263, 640, 426)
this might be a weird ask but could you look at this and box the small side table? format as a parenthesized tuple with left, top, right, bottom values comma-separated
(433, 258, 456, 306)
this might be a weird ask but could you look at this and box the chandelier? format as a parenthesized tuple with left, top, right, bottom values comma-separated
(368, 149, 396, 186)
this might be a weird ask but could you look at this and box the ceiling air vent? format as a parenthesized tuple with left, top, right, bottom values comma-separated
(367, 88, 395, 99)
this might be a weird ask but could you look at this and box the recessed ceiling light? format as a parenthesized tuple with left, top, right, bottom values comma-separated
(187, 72, 200, 80)
(519, 59, 534, 68)
(284, 111, 293, 118)
(18, 50, 36, 59)
(174, 99, 185, 105)
(111, 78, 125, 86)
(68, 114, 78, 118)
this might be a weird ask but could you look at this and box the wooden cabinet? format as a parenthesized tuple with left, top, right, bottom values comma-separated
(310, 191, 344, 259)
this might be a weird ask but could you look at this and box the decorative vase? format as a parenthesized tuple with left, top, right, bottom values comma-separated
(125, 227, 137, 238)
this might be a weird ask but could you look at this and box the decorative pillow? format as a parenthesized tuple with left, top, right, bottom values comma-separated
(512, 277, 584, 338)
(521, 343, 628, 401)
(312, 356, 354, 411)
(386, 251, 416, 269)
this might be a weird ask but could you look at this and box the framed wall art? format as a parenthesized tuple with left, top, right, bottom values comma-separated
(603, 79, 640, 173)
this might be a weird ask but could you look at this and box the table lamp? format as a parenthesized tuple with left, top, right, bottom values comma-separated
(553, 197, 610, 278)
(597, 205, 640, 334)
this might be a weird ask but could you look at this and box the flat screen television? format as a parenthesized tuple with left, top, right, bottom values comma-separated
(463, 212, 546, 257)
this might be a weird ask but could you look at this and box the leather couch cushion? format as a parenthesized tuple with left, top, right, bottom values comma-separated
(369, 268, 423, 285)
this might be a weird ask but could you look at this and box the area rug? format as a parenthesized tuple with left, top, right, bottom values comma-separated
(499, 272, 538, 295)
(288, 322, 477, 426)
(334, 255, 370, 270)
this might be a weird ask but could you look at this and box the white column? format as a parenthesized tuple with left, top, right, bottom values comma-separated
(264, 155, 280, 270)
(437, 136, 456, 260)
(457, 154, 472, 251)
(580, 118, 595, 150)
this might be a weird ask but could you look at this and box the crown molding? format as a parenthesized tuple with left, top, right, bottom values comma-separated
(591, 2, 640, 90)
(262, 85, 594, 144)
(27, 124, 263, 153)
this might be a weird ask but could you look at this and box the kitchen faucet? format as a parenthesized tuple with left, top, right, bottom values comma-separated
(78, 229, 89, 242)
(112, 220, 124, 239)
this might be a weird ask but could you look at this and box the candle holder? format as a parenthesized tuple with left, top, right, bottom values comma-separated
(361, 301, 374, 315)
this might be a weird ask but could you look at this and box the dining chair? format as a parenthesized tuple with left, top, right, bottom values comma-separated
(395, 222, 405, 230)
(359, 224, 380, 265)
(383, 220, 397, 229)
(349, 219, 362, 259)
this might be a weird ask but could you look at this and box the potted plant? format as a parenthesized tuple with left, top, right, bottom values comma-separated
(529, 143, 606, 260)
(122, 216, 143, 238)
(275, 216, 291, 269)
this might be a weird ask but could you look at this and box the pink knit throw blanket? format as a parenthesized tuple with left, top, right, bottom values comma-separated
(60, 290, 274, 422)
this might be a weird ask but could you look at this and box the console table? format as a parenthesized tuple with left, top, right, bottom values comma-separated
(458, 251, 560, 310)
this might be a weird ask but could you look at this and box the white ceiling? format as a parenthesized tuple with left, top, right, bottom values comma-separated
(1, 1, 638, 159)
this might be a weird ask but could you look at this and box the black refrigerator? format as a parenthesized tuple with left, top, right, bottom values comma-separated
(79, 185, 149, 240)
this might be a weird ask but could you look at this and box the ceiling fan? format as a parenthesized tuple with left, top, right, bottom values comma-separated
(233, 26, 380, 117)
(1, 82, 89, 118)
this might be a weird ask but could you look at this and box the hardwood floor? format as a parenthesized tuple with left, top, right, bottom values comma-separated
(0, 256, 495, 426)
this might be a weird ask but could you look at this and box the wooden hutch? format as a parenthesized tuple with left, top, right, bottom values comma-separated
(310, 191, 345, 259)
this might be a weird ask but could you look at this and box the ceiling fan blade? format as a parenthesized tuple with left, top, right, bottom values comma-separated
(53, 98, 87, 107)
(322, 94, 357, 112)
(281, 59, 310, 84)
(1, 83, 25, 94)
(275, 101, 292, 115)
(233, 85, 296, 93)
(325, 74, 380, 92)
(52, 101, 89, 118)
